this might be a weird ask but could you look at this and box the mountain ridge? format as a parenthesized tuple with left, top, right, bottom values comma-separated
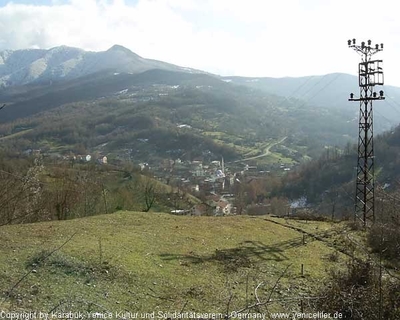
(1, 44, 400, 166)
(223, 73, 400, 130)
(2, 44, 400, 132)
(0, 44, 199, 87)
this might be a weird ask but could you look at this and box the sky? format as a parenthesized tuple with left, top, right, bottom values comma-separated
(0, 0, 399, 86)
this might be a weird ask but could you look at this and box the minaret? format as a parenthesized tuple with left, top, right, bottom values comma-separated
(221, 156, 225, 174)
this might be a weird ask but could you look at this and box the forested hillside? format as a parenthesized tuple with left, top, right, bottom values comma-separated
(278, 123, 400, 214)
(0, 69, 360, 165)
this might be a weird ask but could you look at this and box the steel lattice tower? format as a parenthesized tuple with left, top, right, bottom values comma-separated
(348, 39, 385, 226)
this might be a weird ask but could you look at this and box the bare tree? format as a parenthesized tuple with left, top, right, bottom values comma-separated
(143, 181, 156, 212)
(138, 176, 158, 212)
(0, 158, 44, 225)
(233, 178, 246, 215)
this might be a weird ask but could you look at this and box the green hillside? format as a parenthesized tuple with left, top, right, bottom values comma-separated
(0, 211, 352, 313)
(277, 123, 400, 215)
(0, 70, 360, 165)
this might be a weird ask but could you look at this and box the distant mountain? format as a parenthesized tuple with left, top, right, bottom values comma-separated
(223, 73, 400, 132)
(0, 45, 199, 87)
(2, 44, 400, 168)
(0, 69, 227, 123)
(2, 43, 399, 134)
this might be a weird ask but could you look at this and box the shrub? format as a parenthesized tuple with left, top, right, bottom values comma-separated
(312, 260, 400, 319)
(368, 223, 400, 264)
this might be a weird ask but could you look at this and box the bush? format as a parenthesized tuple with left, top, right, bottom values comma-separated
(312, 260, 400, 319)
(368, 223, 400, 264)
(346, 220, 364, 231)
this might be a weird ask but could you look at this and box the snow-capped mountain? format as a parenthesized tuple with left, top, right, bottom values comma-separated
(0, 45, 195, 87)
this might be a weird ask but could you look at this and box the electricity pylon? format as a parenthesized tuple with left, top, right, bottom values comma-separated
(348, 39, 385, 226)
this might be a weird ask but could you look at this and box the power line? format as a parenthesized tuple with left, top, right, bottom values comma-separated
(297, 73, 342, 108)
(374, 108, 395, 126)
(382, 100, 400, 117)
(383, 86, 400, 108)
(376, 181, 400, 203)
(287, 75, 316, 98)
(293, 74, 330, 104)
(382, 86, 400, 116)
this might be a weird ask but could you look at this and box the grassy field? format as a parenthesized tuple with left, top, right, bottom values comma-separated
(0, 212, 354, 314)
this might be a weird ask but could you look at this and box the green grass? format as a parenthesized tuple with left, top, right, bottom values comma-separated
(0, 212, 351, 313)
(252, 152, 295, 166)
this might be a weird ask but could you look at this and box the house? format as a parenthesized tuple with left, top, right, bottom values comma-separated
(170, 209, 190, 215)
(139, 163, 149, 171)
(191, 161, 205, 177)
(215, 200, 232, 215)
(193, 166, 205, 177)
(191, 203, 214, 216)
(177, 124, 192, 129)
(97, 156, 108, 164)
(206, 194, 220, 202)
(210, 160, 221, 168)
(214, 179, 225, 193)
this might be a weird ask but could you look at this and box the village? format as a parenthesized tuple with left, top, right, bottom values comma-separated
(146, 155, 295, 217)
(24, 144, 295, 217)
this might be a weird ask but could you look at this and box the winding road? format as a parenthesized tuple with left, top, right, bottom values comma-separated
(234, 136, 287, 163)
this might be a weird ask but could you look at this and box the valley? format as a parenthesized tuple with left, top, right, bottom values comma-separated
(0, 44, 399, 316)
(1, 46, 399, 223)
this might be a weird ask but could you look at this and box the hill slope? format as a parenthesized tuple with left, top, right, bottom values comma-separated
(1, 45, 400, 167)
(0, 211, 349, 312)
(278, 123, 400, 213)
(0, 68, 361, 165)
(223, 73, 400, 133)
(0, 69, 221, 123)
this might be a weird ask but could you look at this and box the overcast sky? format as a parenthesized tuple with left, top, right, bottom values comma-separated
(0, 0, 399, 86)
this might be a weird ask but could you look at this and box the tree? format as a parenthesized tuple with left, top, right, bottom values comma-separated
(50, 168, 80, 220)
(137, 176, 158, 212)
(0, 157, 44, 225)
(233, 177, 246, 215)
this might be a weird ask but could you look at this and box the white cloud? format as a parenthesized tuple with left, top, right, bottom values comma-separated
(0, 0, 399, 86)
